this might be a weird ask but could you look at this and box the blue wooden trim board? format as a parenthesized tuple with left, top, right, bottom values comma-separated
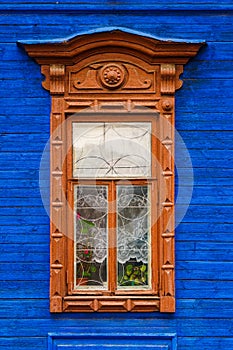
(48, 332, 177, 350)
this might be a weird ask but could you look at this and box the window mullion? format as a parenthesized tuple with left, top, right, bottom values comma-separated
(108, 180, 117, 294)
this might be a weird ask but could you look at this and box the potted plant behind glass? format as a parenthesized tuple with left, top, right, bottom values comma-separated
(76, 214, 97, 286)
(119, 262, 148, 286)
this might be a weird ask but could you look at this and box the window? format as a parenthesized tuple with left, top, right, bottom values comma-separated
(19, 29, 204, 312)
(67, 117, 158, 300)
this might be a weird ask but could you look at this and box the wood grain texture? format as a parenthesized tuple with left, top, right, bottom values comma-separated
(0, 1, 233, 11)
(0, 3, 233, 349)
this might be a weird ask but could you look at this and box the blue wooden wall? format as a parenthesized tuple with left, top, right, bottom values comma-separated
(1, 1, 233, 349)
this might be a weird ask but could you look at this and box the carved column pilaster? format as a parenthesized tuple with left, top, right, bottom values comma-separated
(49, 64, 66, 312)
(159, 64, 176, 312)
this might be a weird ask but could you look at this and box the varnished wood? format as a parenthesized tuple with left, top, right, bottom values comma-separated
(20, 29, 203, 313)
(20, 30, 204, 66)
(63, 296, 160, 313)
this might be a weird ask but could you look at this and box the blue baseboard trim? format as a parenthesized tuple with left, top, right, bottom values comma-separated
(48, 330, 177, 350)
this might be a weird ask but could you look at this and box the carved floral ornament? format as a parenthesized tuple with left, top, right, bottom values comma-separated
(18, 29, 204, 313)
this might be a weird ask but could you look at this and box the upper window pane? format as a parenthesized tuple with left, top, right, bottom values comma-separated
(72, 122, 151, 178)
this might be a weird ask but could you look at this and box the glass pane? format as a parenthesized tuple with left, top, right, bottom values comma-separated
(73, 122, 151, 178)
(74, 185, 108, 289)
(117, 185, 151, 289)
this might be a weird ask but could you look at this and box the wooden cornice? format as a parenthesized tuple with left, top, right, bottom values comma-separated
(18, 28, 205, 66)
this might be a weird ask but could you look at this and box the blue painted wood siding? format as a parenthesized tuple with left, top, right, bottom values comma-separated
(0, 2, 233, 349)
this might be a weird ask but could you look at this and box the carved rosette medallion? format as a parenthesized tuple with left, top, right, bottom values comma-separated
(162, 99, 173, 111)
(99, 64, 126, 89)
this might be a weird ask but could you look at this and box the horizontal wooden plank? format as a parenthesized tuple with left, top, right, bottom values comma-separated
(1, 206, 46, 217)
(0, 189, 41, 198)
(176, 319, 233, 337)
(175, 299, 233, 318)
(0, 216, 49, 225)
(0, 179, 41, 189)
(176, 261, 233, 280)
(176, 244, 233, 261)
(0, 224, 48, 234)
(177, 168, 233, 186)
(0, 198, 45, 206)
(0, 320, 231, 338)
(0, 246, 49, 262)
(0, 263, 49, 281)
(0, 17, 232, 43)
(176, 149, 233, 168)
(178, 205, 233, 223)
(0, 170, 40, 179)
(0, 234, 48, 244)
(0, 10, 232, 26)
(176, 114, 233, 131)
(178, 337, 233, 349)
(177, 185, 233, 205)
(177, 222, 233, 235)
(179, 131, 233, 149)
(176, 280, 233, 298)
(0, 300, 49, 319)
(0, 337, 46, 350)
(0, 3, 233, 11)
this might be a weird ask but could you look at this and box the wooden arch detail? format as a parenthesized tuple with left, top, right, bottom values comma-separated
(20, 29, 204, 313)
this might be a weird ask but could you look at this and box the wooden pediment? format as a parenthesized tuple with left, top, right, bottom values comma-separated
(18, 27, 204, 65)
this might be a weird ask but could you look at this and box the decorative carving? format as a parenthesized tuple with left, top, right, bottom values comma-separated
(100, 64, 125, 89)
(72, 66, 100, 90)
(70, 63, 154, 94)
(161, 64, 176, 95)
(162, 99, 173, 111)
(49, 99, 66, 313)
(50, 64, 65, 95)
(63, 297, 160, 312)
(123, 65, 152, 90)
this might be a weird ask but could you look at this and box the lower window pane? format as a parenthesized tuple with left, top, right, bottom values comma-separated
(117, 185, 151, 289)
(74, 185, 108, 289)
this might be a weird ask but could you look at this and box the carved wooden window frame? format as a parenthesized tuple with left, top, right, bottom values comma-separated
(19, 29, 203, 313)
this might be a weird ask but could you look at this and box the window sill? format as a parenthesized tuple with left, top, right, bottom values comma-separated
(63, 295, 160, 312)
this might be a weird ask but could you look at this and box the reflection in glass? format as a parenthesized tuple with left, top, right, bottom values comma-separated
(117, 185, 151, 289)
(73, 122, 151, 178)
(74, 185, 108, 289)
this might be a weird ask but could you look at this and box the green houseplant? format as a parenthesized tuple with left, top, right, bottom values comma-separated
(119, 262, 148, 286)
(76, 214, 97, 282)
